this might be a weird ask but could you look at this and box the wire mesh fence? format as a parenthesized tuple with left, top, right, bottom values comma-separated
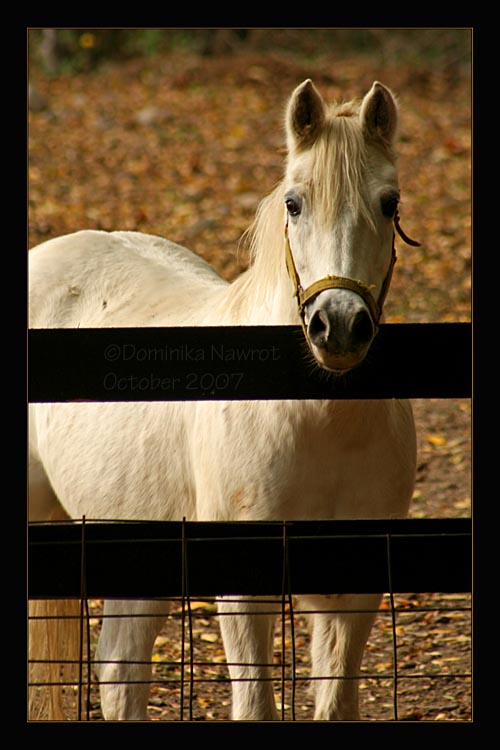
(28, 518, 472, 722)
(28, 593, 472, 722)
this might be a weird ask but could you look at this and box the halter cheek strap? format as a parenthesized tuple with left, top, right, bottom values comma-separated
(285, 210, 420, 330)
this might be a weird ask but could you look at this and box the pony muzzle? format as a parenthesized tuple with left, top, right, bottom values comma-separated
(305, 287, 377, 372)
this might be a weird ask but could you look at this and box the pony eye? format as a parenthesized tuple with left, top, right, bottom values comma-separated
(381, 192, 399, 218)
(285, 196, 302, 217)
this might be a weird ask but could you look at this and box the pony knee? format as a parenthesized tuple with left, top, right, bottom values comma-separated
(231, 683, 279, 721)
(313, 679, 361, 721)
(95, 640, 153, 720)
(95, 599, 167, 720)
(217, 596, 280, 721)
(97, 669, 151, 721)
(303, 595, 381, 721)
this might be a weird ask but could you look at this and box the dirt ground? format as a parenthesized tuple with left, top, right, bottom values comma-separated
(28, 31, 472, 722)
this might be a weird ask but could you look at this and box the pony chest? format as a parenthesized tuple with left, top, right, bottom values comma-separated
(281, 404, 399, 487)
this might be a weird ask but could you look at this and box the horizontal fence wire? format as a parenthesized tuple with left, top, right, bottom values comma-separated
(28, 517, 472, 721)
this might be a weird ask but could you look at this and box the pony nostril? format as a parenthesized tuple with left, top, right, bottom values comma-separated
(308, 309, 329, 347)
(351, 309, 374, 345)
(308, 304, 374, 354)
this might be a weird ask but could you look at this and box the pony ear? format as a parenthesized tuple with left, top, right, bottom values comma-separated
(286, 79, 326, 151)
(360, 82, 398, 145)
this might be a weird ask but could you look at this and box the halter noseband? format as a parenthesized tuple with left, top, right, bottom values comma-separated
(285, 210, 420, 331)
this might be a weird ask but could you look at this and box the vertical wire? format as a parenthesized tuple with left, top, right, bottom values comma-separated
(288, 598, 296, 721)
(181, 517, 194, 720)
(385, 534, 399, 721)
(186, 552, 194, 720)
(77, 515, 86, 721)
(281, 522, 287, 720)
(283, 522, 296, 721)
(85, 596, 91, 720)
(180, 518, 186, 720)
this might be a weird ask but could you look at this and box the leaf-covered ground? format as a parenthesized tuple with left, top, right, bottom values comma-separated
(29, 41, 471, 722)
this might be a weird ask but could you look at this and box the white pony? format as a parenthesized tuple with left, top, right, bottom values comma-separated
(29, 79, 417, 721)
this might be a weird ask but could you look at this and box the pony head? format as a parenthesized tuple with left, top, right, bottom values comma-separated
(284, 79, 402, 372)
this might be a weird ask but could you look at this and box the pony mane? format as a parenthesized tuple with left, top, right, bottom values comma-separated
(235, 183, 287, 312)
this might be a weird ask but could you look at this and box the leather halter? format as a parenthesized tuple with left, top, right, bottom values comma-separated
(285, 210, 420, 332)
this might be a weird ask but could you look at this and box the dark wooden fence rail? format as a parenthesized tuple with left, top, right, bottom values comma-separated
(28, 518, 472, 598)
(28, 323, 472, 597)
(28, 323, 471, 402)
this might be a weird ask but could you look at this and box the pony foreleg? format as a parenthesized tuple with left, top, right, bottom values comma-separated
(299, 594, 382, 721)
(94, 599, 168, 720)
(217, 596, 280, 721)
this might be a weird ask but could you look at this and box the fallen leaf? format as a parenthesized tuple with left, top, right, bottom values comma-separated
(375, 661, 393, 673)
(426, 434, 448, 447)
(152, 653, 168, 663)
(200, 633, 219, 643)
